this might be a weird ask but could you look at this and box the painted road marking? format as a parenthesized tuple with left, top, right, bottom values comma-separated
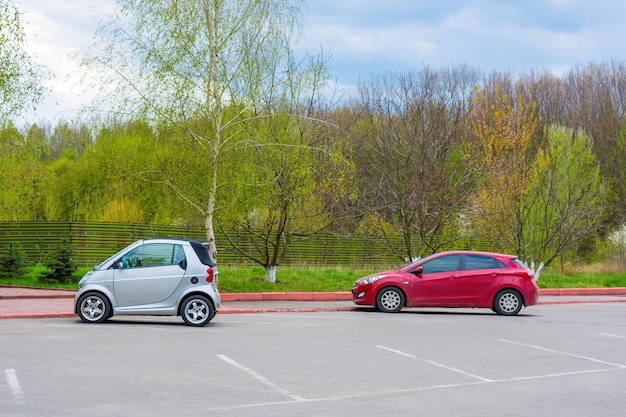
(376, 345, 494, 382)
(599, 332, 626, 339)
(4, 369, 25, 405)
(217, 354, 307, 402)
(499, 339, 626, 369)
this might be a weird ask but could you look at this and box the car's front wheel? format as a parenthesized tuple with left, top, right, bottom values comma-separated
(376, 287, 405, 313)
(180, 295, 215, 326)
(493, 289, 523, 316)
(77, 292, 111, 323)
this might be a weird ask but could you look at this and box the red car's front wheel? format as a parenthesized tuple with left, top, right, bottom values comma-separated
(376, 287, 405, 313)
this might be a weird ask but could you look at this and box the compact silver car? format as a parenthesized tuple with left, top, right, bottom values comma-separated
(74, 238, 220, 326)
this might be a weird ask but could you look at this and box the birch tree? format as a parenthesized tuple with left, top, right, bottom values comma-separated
(0, 0, 47, 124)
(81, 0, 321, 262)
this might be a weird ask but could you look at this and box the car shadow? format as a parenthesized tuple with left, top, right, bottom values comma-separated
(354, 307, 537, 317)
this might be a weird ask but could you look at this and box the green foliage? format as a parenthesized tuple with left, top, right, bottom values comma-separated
(0, 242, 25, 279)
(521, 125, 608, 265)
(0, 0, 48, 124)
(537, 271, 626, 289)
(6, 261, 626, 291)
(216, 264, 385, 293)
(38, 240, 78, 284)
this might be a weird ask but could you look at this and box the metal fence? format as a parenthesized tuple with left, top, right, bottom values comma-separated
(0, 221, 409, 266)
(0, 221, 546, 267)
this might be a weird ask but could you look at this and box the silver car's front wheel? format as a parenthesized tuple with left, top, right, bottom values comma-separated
(77, 292, 111, 323)
(376, 287, 405, 313)
(181, 295, 214, 327)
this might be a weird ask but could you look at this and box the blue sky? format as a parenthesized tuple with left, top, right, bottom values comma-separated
(17, 0, 626, 124)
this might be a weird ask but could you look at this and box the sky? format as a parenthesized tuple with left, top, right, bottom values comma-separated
(15, 0, 626, 125)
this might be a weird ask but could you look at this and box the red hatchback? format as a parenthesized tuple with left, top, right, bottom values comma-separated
(352, 251, 539, 315)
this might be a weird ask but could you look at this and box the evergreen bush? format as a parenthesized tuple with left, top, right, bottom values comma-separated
(39, 240, 78, 284)
(0, 242, 25, 279)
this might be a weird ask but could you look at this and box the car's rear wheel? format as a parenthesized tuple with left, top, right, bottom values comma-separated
(376, 287, 405, 313)
(181, 295, 214, 326)
(493, 289, 523, 316)
(77, 292, 111, 323)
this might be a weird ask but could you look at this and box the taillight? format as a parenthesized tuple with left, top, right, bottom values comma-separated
(206, 267, 214, 283)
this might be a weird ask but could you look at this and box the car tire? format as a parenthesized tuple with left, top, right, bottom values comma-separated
(493, 289, 523, 316)
(180, 295, 214, 327)
(77, 292, 111, 323)
(376, 287, 405, 313)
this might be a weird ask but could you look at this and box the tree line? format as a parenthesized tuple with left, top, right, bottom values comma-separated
(1, 0, 624, 282)
(2, 61, 624, 280)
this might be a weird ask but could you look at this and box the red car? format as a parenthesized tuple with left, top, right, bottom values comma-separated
(352, 251, 539, 315)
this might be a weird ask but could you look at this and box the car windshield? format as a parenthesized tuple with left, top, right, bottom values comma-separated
(402, 253, 437, 268)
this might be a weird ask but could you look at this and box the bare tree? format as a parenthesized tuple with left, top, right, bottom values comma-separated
(351, 66, 480, 260)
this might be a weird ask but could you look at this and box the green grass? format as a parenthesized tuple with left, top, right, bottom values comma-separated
(2, 263, 626, 292)
(216, 265, 383, 293)
(537, 271, 626, 289)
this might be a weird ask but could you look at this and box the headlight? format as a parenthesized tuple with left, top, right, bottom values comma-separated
(78, 271, 93, 286)
(359, 275, 384, 285)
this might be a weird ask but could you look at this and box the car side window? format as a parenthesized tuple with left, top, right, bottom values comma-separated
(463, 254, 505, 270)
(420, 255, 461, 274)
(121, 243, 185, 268)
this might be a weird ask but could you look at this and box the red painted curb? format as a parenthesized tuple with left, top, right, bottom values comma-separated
(0, 312, 76, 319)
(538, 298, 626, 305)
(220, 292, 353, 302)
(3, 287, 626, 301)
(539, 288, 626, 296)
(221, 288, 626, 300)
(218, 306, 360, 314)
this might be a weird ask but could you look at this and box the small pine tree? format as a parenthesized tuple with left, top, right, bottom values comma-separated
(39, 240, 77, 284)
(0, 242, 25, 280)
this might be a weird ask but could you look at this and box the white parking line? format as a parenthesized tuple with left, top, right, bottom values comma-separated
(599, 332, 626, 339)
(499, 339, 626, 368)
(217, 354, 307, 402)
(4, 369, 25, 405)
(376, 345, 493, 382)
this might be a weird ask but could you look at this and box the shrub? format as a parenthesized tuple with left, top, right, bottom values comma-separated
(0, 242, 26, 279)
(39, 240, 78, 284)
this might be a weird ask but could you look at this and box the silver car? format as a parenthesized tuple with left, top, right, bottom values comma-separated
(74, 238, 220, 326)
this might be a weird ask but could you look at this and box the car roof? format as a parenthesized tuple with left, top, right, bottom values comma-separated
(431, 250, 517, 259)
(138, 238, 200, 245)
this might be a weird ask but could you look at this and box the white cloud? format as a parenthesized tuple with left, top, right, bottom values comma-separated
(13, 0, 626, 125)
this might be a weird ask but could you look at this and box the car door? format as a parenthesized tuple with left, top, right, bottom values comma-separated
(457, 254, 505, 307)
(407, 254, 462, 307)
(113, 243, 186, 307)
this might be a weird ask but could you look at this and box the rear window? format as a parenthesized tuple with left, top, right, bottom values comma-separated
(189, 241, 215, 267)
(464, 254, 506, 270)
(512, 258, 530, 270)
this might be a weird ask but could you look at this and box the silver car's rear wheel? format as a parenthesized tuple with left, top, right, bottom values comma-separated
(376, 287, 405, 313)
(181, 295, 214, 327)
(77, 292, 111, 323)
(493, 289, 523, 316)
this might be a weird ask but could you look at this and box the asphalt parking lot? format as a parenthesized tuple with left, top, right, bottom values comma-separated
(1, 303, 625, 417)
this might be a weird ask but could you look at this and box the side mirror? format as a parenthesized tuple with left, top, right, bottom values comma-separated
(411, 266, 423, 275)
(115, 261, 124, 269)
